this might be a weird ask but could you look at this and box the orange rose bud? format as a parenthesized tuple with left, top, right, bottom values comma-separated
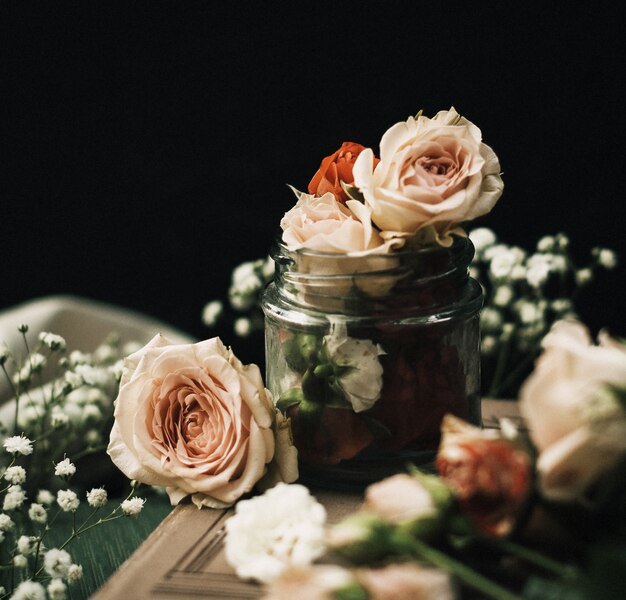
(436, 415, 532, 538)
(308, 142, 375, 202)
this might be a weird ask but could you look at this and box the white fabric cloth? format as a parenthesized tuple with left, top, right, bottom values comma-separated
(0, 295, 194, 403)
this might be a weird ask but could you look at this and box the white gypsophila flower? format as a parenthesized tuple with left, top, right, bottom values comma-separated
(202, 300, 224, 327)
(3, 465, 27, 484)
(575, 268, 593, 286)
(13, 555, 28, 569)
(469, 265, 480, 280)
(594, 247, 618, 269)
(489, 249, 523, 280)
(224, 483, 327, 584)
(12, 353, 47, 385)
(555, 232, 569, 250)
(67, 563, 83, 583)
(17, 405, 40, 429)
(51, 407, 70, 428)
(551, 298, 574, 315)
(324, 319, 384, 413)
(3, 435, 34, 455)
(28, 503, 48, 524)
(0, 514, 15, 531)
(86, 488, 108, 508)
(47, 579, 66, 600)
(3, 486, 27, 511)
(231, 261, 263, 293)
(54, 459, 76, 478)
(82, 403, 103, 424)
(0, 586, 4, 597)
(64, 370, 83, 390)
(56, 490, 80, 512)
(228, 290, 256, 311)
(480, 307, 503, 333)
(85, 429, 102, 446)
(11, 580, 46, 600)
(515, 300, 545, 325)
(44, 548, 72, 578)
(483, 243, 509, 261)
(74, 364, 111, 387)
(481, 335, 498, 356)
(37, 490, 55, 505)
(526, 261, 551, 288)
(500, 323, 515, 342)
(261, 256, 275, 281)
(0, 531, 5, 543)
(38, 332, 66, 352)
(469, 227, 497, 254)
(93, 343, 117, 364)
(122, 340, 142, 356)
(17, 535, 37, 556)
(121, 497, 145, 515)
(234, 317, 253, 338)
(510, 264, 527, 280)
(69, 350, 90, 366)
(492, 285, 514, 307)
(536, 235, 555, 252)
(110, 358, 124, 380)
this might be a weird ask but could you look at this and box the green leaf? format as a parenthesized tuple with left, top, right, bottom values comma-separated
(276, 387, 304, 412)
(340, 180, 365, 202)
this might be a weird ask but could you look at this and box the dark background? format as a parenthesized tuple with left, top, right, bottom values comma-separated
(2, 1, 625, 352)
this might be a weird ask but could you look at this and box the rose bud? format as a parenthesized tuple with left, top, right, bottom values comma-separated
(326, 513, 394, 565)
(436, 414, 532, 538)
(308, 142, 373, 202)
(362, 472, 452, 539)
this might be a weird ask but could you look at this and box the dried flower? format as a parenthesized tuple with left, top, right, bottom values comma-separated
(43, 548, 72, 578)
(86, 487, 108, 508)
(121, 497, 145, 515)
(56, 489, 80, 512)
(28, 503, 48, 524)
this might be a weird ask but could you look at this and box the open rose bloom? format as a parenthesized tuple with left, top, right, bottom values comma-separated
(519, 319, 626, 501)
(108, 335, 298, 508)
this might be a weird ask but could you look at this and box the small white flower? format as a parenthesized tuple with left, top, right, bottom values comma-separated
(57, 490, 80, 512)
(82, 403, 103, 424)
(515, 300, 545, 325)
(468, 265, 480, 280)
(575, 268, 593, 286)
(28, 503, 48, 524)
(47, 578, 66, 600)
(3, 465, 27, 484)
(526, 261, 551, 288)
(555, 232, 569, 250)
(74, 364, 111, 387)
(121, 497, 145, 515)
(0, 514, 15, 531)
(17, 535, 37, 556)
(536, 235, 555, 252)
(483, 243, 508, 261)
(481, 335, 498, 356)
(202, 300, 224, 327)
(69, 350, 90, 366)
(86, 487, 108, 508)
(0, 531, 5, 543)
(85, 429, 102, 446)
(122, 341, 142, 356)
(67, 563, 83, 583)
(51, 407, 70, 427)
(64, 370, 83, 390)
(510, 264, 527, 280)
(489, 249, 525, 280)
(16, 405, 40, 429)
(38, 332, 66, 352)
(492, 285, 514, 307)
(44, 548, 72, 578)
(3, 486, 27, 511)
(93, 343, 117, 363)
(54, 458, 76, 478)
(110, 359, 124, 380)
(3, 434, 34, 455)
(480, 307, 503, 333)
(13, 554, 28, 569)
(37, 489, 55, 505)
(500, 323, 515, 342)
(234, 317, 253, 337)
(261, 256, 275, 281)
(224, 483, 326, 583)
(594, 247, 618, 269)
(469, 227, 497, 254)
(11, 581, 46, 600)
(324, 320, 384, 413)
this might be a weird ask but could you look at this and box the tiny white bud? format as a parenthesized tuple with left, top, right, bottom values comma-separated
(13, 554, 28, 569)
(234, 317, 253, 338)
(536, 235, 555, 252)
(575, 268, 593, 286)
(202, 300, 224, 327)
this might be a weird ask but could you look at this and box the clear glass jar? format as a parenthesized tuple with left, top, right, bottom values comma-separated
(262, 235, 483, 488)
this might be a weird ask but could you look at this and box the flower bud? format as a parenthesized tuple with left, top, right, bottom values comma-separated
(326, 513, 394, 564)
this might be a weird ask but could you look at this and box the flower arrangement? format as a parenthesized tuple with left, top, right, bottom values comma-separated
(0, 325, 146, 598)
(221, 319, 626, 600)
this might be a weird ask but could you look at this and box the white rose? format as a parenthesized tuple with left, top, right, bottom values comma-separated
(108, 335, 298, 508)
(519, 319, 626, 501)
(353, 107, 503, 244)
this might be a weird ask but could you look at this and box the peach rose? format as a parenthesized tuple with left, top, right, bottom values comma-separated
(356, 564, 455, 600)
(519, 319, 626, 501)
(107, 334, 298, 508)
(352, 107, 503, 245)
(308, 142, 373, 202)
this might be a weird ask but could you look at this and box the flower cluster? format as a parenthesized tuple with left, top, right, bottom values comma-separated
(469, 228, 618, 397)
(222, 319, 626, 599)
(0, 435, 145, 598)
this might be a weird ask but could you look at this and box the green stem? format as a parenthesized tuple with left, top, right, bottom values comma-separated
(1, 364, 20, 432)
(488, 327, 515, 399)
(494, 539, 578, 579)
(409, 537, 522, 600)
(490, 350, 539, 398)
(70, 444, 108, 462)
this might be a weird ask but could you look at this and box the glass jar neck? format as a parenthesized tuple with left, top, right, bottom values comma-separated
(269, 235, 480, 316)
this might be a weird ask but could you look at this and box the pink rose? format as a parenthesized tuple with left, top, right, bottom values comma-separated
(107, 335, 298, 508)
(356, 564, 455, 600)
(519, 319, 626, 501)
(263, 565, 356, 600)
(353, 107, 503, 244)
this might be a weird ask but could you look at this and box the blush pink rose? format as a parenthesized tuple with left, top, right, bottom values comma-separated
(352, 107, 503, 245)
(356, 564, 455, 600)
(107, 334, 298, 508)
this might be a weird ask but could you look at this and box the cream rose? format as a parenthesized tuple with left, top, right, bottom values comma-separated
(519, 319, 626, 501)
(352, 107, 503, 244)
(107, 335, 298, 508)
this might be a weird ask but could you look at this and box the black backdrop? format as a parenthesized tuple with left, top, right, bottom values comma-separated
(2, 1, 625, 356)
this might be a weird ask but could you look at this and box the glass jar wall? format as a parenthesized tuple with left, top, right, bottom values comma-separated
(262, 235, 483, 488)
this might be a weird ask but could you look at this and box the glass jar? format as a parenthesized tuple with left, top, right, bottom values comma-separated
(262, 235, 483, 488)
